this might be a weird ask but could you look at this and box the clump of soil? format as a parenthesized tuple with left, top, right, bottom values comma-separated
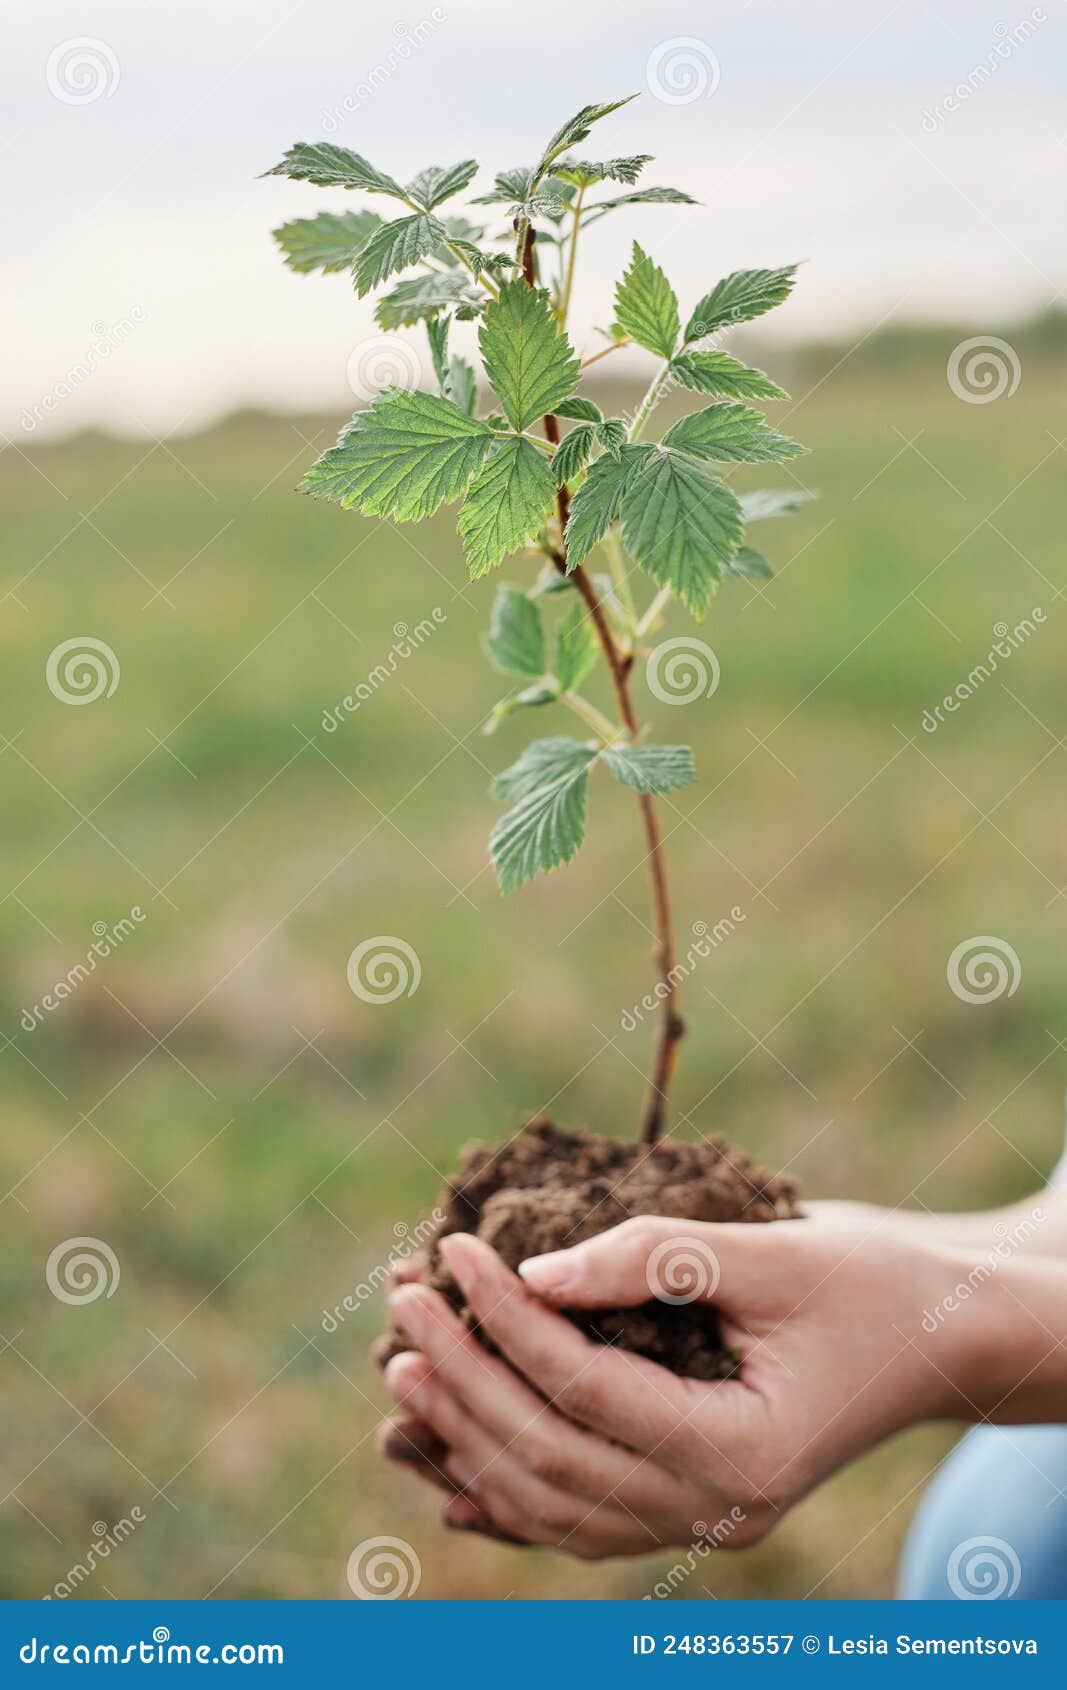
(375, 1116, 800, 1382)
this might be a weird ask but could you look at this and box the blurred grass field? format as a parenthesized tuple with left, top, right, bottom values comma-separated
(2, 322, 1065, 1600)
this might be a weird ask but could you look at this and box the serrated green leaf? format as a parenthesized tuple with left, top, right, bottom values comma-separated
(459, 435, 557, 578)
(446, 240, 511, 278)
(725, 547, 774, 582)
(739, 488, 817, 522)
(584, 186, 698, 220)
(478, 280, 579, 433)
(550, 424, 597, 484)
(490, 737, 598, 892)
(483, 685, 558, 734)
(554, 154, 652, 187)
(602, 743, 696, 794)
(301, 389, 491, 520)
(663, 402, 806, 464)
(273, 209, 383, 274)
(670, 351, 788, 402)
(426, 316, 449, 390)
(554, 396, 603, 423)
(563, 442, 654, 569)
(614, 243, 679, 361)
(353, 213, 445, 296)
(375, 271, 476, 329)
(621, 453, 742, 618)
(554, 600, 598, 692)
(264, 142, 406, 200)
(407, 159, 478, 209)
(470, 166, 536, 205)
(447, 356, 477, 416)
(535, 98, 637, 180)
(684, 264, 798, 342)
(596, 419, 626, 458)
(484, 584, 546, 677)
(529, 563, 574, 597)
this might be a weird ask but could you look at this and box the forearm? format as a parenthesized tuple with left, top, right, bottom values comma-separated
(942, 1249, 1067, 1423)
(811, 1185, 1067, 1259)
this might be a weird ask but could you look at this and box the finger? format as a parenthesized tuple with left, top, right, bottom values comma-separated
(516, 1214, 787, 1316)
(388, 1283, 668, 1502)
(438, 1233, 705, 1453)
(390, 1249, 429, 1286)
(385, 1351, 509, 1474)
(377, 1414, 455, 1495)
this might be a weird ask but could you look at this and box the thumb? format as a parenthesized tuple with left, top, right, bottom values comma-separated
(518, 1214, 788, 1313)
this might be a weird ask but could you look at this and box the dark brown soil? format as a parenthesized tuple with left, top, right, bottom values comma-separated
(374, 1117, 800, 1382)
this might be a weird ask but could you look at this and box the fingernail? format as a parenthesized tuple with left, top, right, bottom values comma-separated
(518, 1250, 576, 1296)
(439, 1233, 486, 1293)
(388, 1289, 425, 1342)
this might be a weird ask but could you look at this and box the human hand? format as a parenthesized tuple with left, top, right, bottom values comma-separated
(380, 1214, 994, 1557)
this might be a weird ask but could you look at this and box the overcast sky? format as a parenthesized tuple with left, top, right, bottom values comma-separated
(5, 0, 1064, 439)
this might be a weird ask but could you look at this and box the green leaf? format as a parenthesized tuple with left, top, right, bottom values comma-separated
(264, 142, 406, 200)
(470, 166, 537, 205)
(484, 584, 545, 677)
(407, 159, 478, 209)
(273, 209, 383, 274)
(554, 600, 598, 692)
(375, 271, 476, 329)
(353, 214, 445, 296)
(446, 240, 510, 279)
(301, 389, 491, 520)
(534, 98, 637, 180)
(621, 453, 742, 618)
(596, 419, 626, 458)
(483, 685, 558, 734)
(478, 280, 579, 433)
(554, 396, 603, 423)
(602, 743, 696, 794)
(684, 264, 798, 342)
(740, 487, 816, 522)
(529, 563, 574, 598)
(459, 436, 557, 579)
(614, 243, 679, 360)
(551, 425, 596, 484)
(426, 316, 449, 390)
(490, 737, 598, 892)
(725, 546, 774, 582)
(554, 154, 652, 187)
(447, 356, 477, 416)
(670, 351, 788, 402)
(564, 443, 653, 569)
(662, 402, 806, 464)
(584, 186, 697, 219)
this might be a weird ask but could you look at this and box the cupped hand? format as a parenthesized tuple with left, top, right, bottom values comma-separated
(380, 1214, 989, 1558)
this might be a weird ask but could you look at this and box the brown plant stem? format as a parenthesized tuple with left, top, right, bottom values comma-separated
(522, 225, 684, 1142)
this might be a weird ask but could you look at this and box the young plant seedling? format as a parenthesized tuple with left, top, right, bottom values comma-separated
(266, 95, 808, 1378)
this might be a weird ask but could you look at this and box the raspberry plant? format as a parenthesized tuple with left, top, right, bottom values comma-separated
(266, 95, 811, 1141)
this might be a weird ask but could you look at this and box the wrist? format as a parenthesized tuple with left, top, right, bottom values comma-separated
(926, 1247, 1067, 1421)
